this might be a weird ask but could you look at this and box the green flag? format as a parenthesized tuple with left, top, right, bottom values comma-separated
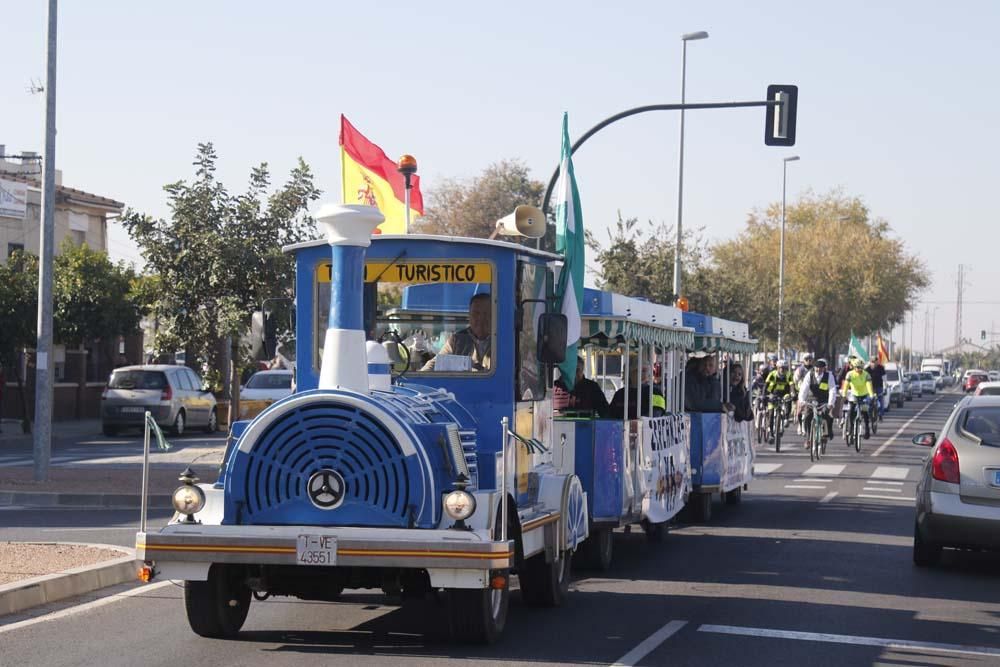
(848, 332, 869, 364)
(554, 113, 584, 390)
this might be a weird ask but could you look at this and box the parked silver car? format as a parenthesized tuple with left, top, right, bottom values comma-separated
(102, 365, 217, 436)
(912, 395, 1000, 565)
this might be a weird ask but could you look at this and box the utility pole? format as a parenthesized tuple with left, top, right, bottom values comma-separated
(33, 0, 58, 482)
(908, 309, 914, 371)
(955, 264, 965, 347)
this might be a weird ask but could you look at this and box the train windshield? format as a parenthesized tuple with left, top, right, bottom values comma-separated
(316, 259, 496, 375)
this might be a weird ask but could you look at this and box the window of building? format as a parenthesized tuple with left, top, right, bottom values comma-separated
(70, 229, 86, 246)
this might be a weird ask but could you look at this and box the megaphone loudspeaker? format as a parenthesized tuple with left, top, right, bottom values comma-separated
(495, 205, 546, 238)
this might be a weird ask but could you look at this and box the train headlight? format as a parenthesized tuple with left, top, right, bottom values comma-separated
(172, 485, 205, 516)
(443, 489, 476, 521)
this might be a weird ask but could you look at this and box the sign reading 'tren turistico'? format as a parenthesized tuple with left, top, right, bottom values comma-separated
(317, 261, 492, 284)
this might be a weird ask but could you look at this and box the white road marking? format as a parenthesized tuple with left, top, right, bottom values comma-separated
(0, 458, 33, 468)
(867, 480, 904, 486)
(871, 466, 909, 480)
(0, 581, 173, 635)
(863, 487, 902, 493)
(753, 463, 782, 475)
(857, 493, 916, 501)
(697, 623, 1000, 657)
(819, 492, 839, 503)
(785, 485, 827, 490)
(610, 620, 688, 666)
(804, 464, 845, 476)
(794, 478, 832, 482)
(872, 398, 940, 457)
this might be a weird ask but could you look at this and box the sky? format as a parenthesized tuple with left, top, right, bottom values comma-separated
(3, 0, 999, 355)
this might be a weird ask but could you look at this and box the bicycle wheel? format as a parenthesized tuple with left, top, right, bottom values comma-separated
(853, 414, 862, 453)
(808, 422, 816, 462)
(813, 420, 822, 461)
(773, 410, 782, 453)
(870, 403, 879, 436)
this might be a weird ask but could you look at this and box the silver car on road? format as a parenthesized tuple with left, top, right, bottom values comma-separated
(102, 365, 217, 436)
(912, 395, 1000, 565)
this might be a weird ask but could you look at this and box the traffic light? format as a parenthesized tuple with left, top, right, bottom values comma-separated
(765, 84, 798, 146)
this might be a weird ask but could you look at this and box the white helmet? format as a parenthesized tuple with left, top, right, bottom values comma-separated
(777, 359, 789, 369)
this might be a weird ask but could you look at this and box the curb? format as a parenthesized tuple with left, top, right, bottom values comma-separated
(0, 491, 173, 509)
(0, 543, 137, 617)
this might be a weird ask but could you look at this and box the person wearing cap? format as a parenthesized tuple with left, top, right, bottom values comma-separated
(866, 358, 886, 421)
(798, 358, 837, 444)
(793, 354, 815, 434)
(555, 356, 610, 417)
(841, 357, 876, 439)
(765, 359, 795, 433)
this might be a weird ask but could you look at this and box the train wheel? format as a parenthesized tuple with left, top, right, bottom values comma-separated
(519, 549, 571, 607)
(184, 564, 251, 638)
(724, 487, 743, 505)
(448, 578, 508, 644)
(691, 492, 713, 522)
(575, 527, 614, 570)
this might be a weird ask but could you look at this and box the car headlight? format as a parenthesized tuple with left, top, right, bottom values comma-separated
(443, 489, 476, 521)
(172, 485, 206, 515)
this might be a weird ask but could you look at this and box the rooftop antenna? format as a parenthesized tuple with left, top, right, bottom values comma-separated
(27, 78, 45, 95)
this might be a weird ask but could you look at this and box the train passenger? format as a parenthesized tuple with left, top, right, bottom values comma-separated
(685, 354, 732, 413)
(728, 362, 753, 422)
(555, 356, 610, 417)
(420, 293, 492, 371)
(610, 362, 664, 419)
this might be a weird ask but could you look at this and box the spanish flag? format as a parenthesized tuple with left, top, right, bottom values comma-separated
(340, 115, 423, 235)
(876, 332, 889, 364)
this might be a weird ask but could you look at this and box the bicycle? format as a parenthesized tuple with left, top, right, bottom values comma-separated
(845, 393, 866, 453)
(767, 393, 786, 452)
(753, 392, 768, 445)
(804, 401, 829, 462)
(868, 393, 880, 436)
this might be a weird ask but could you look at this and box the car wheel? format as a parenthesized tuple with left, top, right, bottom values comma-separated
(913, 522, 942, 567)
(204, 408, 218, 434)
(172, 410, 186, 436)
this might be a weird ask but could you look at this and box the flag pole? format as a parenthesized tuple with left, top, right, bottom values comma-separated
(397, 155, 417, 234)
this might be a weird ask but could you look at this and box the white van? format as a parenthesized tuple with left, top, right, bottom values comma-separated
(884, 363, 905, 408)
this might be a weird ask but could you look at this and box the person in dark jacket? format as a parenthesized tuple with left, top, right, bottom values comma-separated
(609, 360, 664, 419)
(555, 357, 610, 417)
(728, 362, 752, 422)
(685, 354, 731, 413)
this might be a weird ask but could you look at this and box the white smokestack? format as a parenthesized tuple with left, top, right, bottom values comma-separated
(315, 204, 384, 393)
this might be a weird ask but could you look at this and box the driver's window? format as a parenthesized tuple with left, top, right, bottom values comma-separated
(315, 259, 495, 375)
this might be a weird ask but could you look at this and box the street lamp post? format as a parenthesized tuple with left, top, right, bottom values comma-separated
(777, 155, 800, 359)
(397, 154, 417, 234)
(932, 306, 940, 353)
(671, 30, 708, 304)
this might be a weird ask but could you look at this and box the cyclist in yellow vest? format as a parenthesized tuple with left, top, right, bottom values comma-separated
(765, 359, 795, 431)
(841, 358, 875, 439)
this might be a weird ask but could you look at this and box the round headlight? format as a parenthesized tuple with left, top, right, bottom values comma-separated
(172, 485, 206, 515)
(443, 490, 476, 521)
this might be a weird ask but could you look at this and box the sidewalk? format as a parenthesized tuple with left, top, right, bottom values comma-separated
(0, 418, 103, 448)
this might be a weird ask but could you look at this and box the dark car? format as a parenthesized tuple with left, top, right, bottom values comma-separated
(912, 395, 1000, 565)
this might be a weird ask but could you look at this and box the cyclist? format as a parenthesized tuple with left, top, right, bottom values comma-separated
(841, 358, 875, 439)
(866, 359, 886, 421)
(793, 353, 815, 434)
(752, 363, 770, 394)
(765, 359, 795, 440)
(798, 357, 837, 446)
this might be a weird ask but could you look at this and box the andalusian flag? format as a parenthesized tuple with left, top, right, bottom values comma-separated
(554, 113, 584, 390)
(340, 115, 423, 234)
(876, 332, 889, 364)
(848, 332, 870, 364)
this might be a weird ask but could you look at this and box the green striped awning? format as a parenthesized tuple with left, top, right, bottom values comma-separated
(693, 334, 758, 355)
(581, 317, 695, 349)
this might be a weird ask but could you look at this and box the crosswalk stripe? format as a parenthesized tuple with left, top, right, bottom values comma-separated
(863, 486, 902, 493)
(785, 485, 827, 489)
(857, 493, 916, 502)
(753, 463, 782, 475)
(871, 466, 909, 480)
(804, 464, 846, 476)
(867, 480, 904, 486)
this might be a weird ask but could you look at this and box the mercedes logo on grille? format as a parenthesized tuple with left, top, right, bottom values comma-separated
(306, 469, 346, 510)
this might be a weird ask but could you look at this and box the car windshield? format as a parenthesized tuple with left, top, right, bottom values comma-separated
(246, 373, 292, 389)
(962, 407, 1000, 444)
(109, 370, 167, 390)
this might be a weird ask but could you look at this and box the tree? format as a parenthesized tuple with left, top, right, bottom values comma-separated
(702, 189, 928, 360)
(0, 251, 39, 432)
(122, 143, 321, 417)
(53, 240, 144, 367)
(585, 213, 710, 308)
(414, 160, 545, 240)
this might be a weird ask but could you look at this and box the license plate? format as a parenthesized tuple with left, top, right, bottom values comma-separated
(296, 535, 337, 566)
(120, 407, 145, 414)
